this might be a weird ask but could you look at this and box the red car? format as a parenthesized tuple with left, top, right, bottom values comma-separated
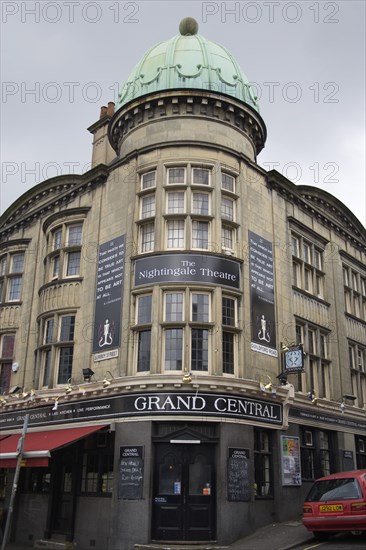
(303, 469, 366, 540)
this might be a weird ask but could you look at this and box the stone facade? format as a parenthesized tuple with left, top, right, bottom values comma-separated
(1, 40, 366, 550)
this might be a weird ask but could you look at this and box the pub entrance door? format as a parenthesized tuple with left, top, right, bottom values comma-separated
(45, 446, 79, 541)
(152, 442, 215, 541)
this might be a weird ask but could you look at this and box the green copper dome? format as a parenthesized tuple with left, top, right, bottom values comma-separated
(116, 17, 259, 112)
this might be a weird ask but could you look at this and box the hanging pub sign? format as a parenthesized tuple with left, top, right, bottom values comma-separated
(249, 231, 277, 357)
(92, 235, 126, 357)
(283, 344, 304, 373)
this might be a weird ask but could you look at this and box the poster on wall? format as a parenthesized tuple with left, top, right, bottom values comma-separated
(249, 231, 277, 357)
(92, 235, 125, 357)
(281, 436, 301, 486)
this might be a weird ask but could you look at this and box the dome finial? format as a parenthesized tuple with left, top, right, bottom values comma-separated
(179, 17, 198, 36)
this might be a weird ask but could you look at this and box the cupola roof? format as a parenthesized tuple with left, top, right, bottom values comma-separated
(116, 17, 259, 112)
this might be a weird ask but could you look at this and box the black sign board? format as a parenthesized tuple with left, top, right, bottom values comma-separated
(0, 392, 283, 430)
(249, 231, 277, 357)
(118, 445, 144, 500)
(134, 253, 240, 289)
(290, 407, 366, 432)
(92, 235, 125, 354)
(227, 447, 251, 501)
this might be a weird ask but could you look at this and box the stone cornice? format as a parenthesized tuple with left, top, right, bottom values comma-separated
(267, 170, 366, 252)
(339, 250, 366, 273)
(0, 165, 109, 240)
(0, 238, 32, 252)
(42, 208, 91, 233)
(108, 90, 267, 157)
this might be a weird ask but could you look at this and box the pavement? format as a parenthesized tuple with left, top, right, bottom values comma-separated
(3, 519, 314, 550)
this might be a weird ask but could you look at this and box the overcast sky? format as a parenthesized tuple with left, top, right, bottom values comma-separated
(1, 1, 365, 227)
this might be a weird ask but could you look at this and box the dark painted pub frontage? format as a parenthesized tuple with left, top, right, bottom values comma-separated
(1, 388, 366, 549)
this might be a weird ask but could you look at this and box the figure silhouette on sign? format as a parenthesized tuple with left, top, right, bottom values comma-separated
(99, 319, 113, 347)
(258, 314, 270, 343)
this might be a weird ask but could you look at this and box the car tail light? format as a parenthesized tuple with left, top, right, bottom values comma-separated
(351, 502, 366, 512)
(303, 504, 312, 514)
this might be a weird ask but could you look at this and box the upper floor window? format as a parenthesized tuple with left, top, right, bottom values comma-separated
(141, 170, 156, 190)
(134, 294, 152, 372)
(0, 251, 25, 303)
(139, 222, 155, 253)
(0, 334, 15, 395)
(349, 342, 366, 407)
(167, 167, 185, 185)
(192, 167, 210, 185)
(222, 296, 238, 375)
(47, 223, 83, 282)
(343, 265, 366, 321)
(163, 290, 211, 373)
(221, 197, 234, 221)
(291, 233, 324, 298)
(296, 321, 330, 398)
(221, 173, 235, 193)
(38, 314, 76, 387)
(141, 194, 156, 219)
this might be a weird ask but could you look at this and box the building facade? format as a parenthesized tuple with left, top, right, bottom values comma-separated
(1, 17, 366, 550)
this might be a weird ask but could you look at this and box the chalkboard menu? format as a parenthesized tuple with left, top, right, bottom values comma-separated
(342, 450, 354, 471)
(227, 448, 251, 502)
(118, 446, 144, 500)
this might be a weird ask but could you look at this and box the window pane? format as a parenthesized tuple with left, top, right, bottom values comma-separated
(0, 364, 12, 395)
(291, 236, 300, 257)
(66, 251, 81, 276)
(165, 293, 183, 321)
(57, 346, 73, 384)
(52, 255, 60, 278)
(11, 253, 25, 273)
(60, 316, 75, 341)
(67, 224, 82, 246)
(0, 256, 7, 276)
(221, 198, 234, 221)
(192, 168, 209, 185)
(141, 171, 156, 190)
(168, 168, 185, 184)
(165, 328, 183, 370)
(223, 332, 234, 374)
(44, 319, 54, 344)
(222, 226, 233, 250)
(53, 228, 62, 250)
(43, 350, 52, 386)
(222, 297, 235, 326)
(137, 330, 151, 372)
(192, 294, 209, 322)
(141, 194, 155, 219)
(167, 192, 185, 213)
(167, 220, 184, 248)
(191, 329, 208, 371)
(192, 221, 208, 249)
(192, 193, 209, 215)
(1, 335, 15, 358)
(140, 223, 155, 252)
(137, 295, 152, 324)
(222, 173, 235, 192)
(8, 276, 22, 300)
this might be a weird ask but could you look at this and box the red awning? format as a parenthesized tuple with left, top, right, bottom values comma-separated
(0, 425, 107, 468)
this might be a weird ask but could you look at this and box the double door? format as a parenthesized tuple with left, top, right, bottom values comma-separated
(152, 443, 215, 541)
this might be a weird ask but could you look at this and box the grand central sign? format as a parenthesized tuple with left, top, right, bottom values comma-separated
(0, 392, 282, 430)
